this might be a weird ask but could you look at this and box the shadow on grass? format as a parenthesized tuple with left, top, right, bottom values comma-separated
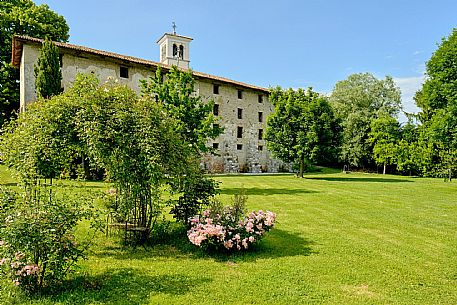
(306, 177, 413, 183)
(39, 268, 211, 304)
(94, 227, 315, 264)
(220, 187, 319, 196)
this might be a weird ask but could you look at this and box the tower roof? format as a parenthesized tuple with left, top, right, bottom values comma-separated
(156, 33, 193, 44)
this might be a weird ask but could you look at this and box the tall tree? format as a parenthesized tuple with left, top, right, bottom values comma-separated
(368, 115, 400, 174)
(265, 87, 340, 178)
(415, 29, 457, 179)
(140, 67, 222, 223)
(34, 38, 62, 99)
(0, 0, 69, 126)
(140, 66, 221, 153)
(329, 73, 401, 168)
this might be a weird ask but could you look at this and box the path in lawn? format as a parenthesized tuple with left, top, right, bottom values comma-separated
(1, 166, 456, 304)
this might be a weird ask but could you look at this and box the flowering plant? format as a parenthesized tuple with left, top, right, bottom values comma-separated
(0, 186, 100, 293)
(187, 194, 276, 251)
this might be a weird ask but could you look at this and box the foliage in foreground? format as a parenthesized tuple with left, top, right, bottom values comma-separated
(0, 185, 100, 293)
(187, 193, 276, 252)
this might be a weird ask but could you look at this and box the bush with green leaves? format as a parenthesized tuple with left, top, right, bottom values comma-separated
(187, 193, 277, 252)
(0, 186, 100, 293)
(168, 173, 219, 226)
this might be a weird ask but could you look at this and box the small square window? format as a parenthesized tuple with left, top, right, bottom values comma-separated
(213, 84, 219, 94)
(237, 108, 243, 119)
(238, 90, 243, 99)
(237, 126, 243, 138)
(213, 104, 219, 116)
(258, 129, 263, 140)
(258, 95, 263, 103)
(237, 144, 243, 150)
(120, 66, 129, 78)
(258, 145, 263, 151)
(213, 143, 219, 149)
(258, 112, 263, 122)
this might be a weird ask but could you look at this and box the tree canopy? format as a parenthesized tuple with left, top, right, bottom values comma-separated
(265, 87, 340, 177)
(34, 38, 62, 99)
(0, 0, 69, 126)
(415, 28, 457, 178)
(329, 73, 401, 168)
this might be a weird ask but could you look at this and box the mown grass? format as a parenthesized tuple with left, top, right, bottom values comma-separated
(1, 165, 456, 304)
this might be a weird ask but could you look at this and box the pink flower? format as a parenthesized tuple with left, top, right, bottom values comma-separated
(234, 234, 240, 240)
(249, 236, 255, 243)
(0, 258, 6, 265)
(224, 240, 233, 249)
(11, 261, 20, 269)
(15, 252, 25, 261)
(13, 280, 20, 286)
(245, 221, 254, 233)
(0, 240, 5, 246)
(242, 238, 248, 249)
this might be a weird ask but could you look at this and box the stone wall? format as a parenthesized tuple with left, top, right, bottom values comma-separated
(20, 42, 286, 173)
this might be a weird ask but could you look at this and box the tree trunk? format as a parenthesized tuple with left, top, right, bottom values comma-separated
(383, 163, 386, 175)
(299, 155, 304, 178)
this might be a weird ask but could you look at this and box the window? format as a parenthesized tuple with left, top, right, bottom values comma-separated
(258, 145, 263, 151)
(238, 89, 243, 99)
(237, 126, 243, 138)
(173, 44, 178, 57)
(258, 112, 263, 122)
(237, 144, 243, 150)
(213, 104, 219, 116)
(258, 95, 263, 103)
(120, 66, 129, 78)
(237, 108, 243, 119)
(213, 84, 219, 94)
(258, 129, 263, 140)
(213, 143, 219, 149)
(179, 45, 184, 59)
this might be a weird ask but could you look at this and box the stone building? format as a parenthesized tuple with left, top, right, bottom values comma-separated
(11, 32, 284, 173)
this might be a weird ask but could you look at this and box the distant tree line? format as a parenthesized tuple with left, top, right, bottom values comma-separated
(266, 28, 457, 180)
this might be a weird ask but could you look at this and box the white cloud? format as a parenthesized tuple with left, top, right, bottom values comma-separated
(394, 75, 425, 122)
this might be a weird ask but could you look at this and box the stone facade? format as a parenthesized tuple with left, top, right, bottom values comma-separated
(12, 34, 286, 173)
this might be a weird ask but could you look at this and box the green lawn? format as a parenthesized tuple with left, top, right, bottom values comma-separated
(1, 165, 457, 304)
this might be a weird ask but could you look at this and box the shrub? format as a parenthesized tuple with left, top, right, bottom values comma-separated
(169, 174, 219, 226)
(187, 194, 276, 252)
(0, 186, 99, 293)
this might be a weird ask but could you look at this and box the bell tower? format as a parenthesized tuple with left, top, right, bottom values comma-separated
(157, 23, 192, 69)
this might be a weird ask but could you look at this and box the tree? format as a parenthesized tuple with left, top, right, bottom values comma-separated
(265, 87, 340, 178)
(415, 29, 457, 179)
(395, 121, 421, 176)
(141, 67, 222, 224)
(34, 38, 62, 99)
(140, 66, 222, 153)
(0, 0, 69, 126)
(368, 115, 400, 174)
(330, 73, 401, 168)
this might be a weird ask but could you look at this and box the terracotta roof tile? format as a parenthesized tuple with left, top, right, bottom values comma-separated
(12, 35, 269, 93)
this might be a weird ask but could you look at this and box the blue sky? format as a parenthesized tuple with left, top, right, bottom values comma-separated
(35, 0, 457, 120)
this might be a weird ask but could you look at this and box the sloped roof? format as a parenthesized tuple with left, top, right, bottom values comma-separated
(12, 35, 269, 93)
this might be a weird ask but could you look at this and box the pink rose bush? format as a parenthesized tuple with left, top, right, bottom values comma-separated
(0, 247, 40, 289)
(187, 209, 276, 252)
